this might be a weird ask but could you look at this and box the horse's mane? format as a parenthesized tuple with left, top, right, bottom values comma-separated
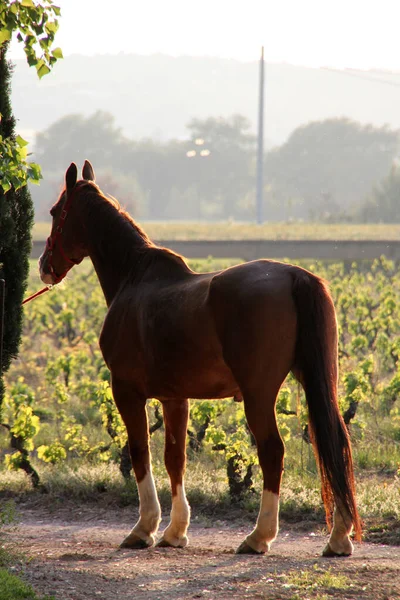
(71, 180, 154, 248)
(59, 180, 189, 270)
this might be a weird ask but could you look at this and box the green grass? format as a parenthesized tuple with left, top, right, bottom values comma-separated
(0, 459, 229, 511)
(357, 475, 400, 520)
(32, 221, 400, 241)
(355, 442, 400, 472)
(283, 565, 352, 600)
(0, 570, 54, 600)
(285, 564, 350, 590)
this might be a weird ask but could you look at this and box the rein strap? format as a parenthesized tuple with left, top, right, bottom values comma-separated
(22, 286, 52, 305)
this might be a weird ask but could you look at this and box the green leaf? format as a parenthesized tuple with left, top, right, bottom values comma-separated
(26, 53, 38, 67)
(39, 35, 51, 50)
(45, 21, 59, 35)
(0, 29, 12, 45)
(17, 146, 28, 160)
(24, 33, 36, 47)
(1, 178, 11, 193)
(11, 175, 24, 190)
(51, 46, 63, 59)
(16, 135, 29, 148)
(29, 162, 42, 178)
(21, 0, 35, 6)
(37, 63, 50, 78)
(27, 163, 42, 183)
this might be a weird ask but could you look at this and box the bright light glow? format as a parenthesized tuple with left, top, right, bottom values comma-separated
(195, 138, 205, 146)
(186, 150, 196, 158)
(8, 0, 400, 71)
(200, 149, 211, 157)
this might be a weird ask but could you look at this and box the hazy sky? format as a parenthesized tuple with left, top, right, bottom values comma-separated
(9, 0, 400, 71)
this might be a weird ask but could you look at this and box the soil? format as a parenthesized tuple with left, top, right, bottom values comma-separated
(4, 503, 400, 600)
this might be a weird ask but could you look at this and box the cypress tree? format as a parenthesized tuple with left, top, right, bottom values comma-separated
(0, 42, 34, 413)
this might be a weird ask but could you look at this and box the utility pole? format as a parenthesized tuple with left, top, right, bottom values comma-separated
(256, 46, 265, 224)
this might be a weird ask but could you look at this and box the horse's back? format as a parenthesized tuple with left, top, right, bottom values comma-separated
(210, 258, 308, 291)
(208, 259, 299, 317)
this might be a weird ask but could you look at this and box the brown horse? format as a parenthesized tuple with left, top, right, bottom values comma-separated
(39, 160, 361, 556)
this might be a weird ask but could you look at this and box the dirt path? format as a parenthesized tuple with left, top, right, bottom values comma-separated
(4, 505, 400, 600)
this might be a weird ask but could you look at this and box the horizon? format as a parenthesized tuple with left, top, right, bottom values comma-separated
(11, 48, 400, 77)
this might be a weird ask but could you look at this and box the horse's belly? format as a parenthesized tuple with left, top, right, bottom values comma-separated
(148, 359, 240, 400)
(155, 385, 240, 401)
(156, 381, 240, 401)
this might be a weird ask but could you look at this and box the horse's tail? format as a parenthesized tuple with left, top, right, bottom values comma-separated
(291, 269, 362, 541)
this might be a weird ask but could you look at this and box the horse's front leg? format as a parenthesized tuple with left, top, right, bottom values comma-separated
(157, 398, 190, 548)
(111, 377, 161, 549)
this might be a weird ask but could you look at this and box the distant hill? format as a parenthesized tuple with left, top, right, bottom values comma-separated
(10, 54, 400, 147)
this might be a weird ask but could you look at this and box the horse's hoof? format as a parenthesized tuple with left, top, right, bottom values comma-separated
(322, 542, 352, 558)
(155, 538, 172, 548)
(119, 534, 153, 550)
(156, 535, 188, 548)
(236, 540, 265, 555)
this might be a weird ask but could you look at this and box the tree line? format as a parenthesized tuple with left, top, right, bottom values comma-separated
(31, 111, 400, 223)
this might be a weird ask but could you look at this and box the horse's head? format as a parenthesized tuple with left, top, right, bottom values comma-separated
(39, 160, 96, 285)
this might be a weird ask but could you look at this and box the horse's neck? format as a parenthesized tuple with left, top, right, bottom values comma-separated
(90, 252, 141, 306)
(84, 206, 151, 305)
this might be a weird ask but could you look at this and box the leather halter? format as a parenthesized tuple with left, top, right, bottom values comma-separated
(45, 186, 83, 284)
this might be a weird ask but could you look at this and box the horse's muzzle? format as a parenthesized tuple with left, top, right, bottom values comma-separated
(38, 253, 56, 285)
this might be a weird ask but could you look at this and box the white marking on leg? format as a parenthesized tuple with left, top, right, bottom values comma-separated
(137, 470, 162, 533)
(123, 470, 161, 547)
(324, 506, 354, 556)
(244, 490, 279, 553)
(160, 483, 190, 547)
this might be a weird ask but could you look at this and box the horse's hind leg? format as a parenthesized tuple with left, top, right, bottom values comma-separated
(291, 371, 355, 557)
(236, 386, 285, 554)
(157, 398, 190, 548)
(323, 504, 354, 556)
(111, 377, 161, 549)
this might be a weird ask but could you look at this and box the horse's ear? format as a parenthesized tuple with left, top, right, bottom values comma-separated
(66, 163, 78, 192)
(82, 160, 96, 182)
